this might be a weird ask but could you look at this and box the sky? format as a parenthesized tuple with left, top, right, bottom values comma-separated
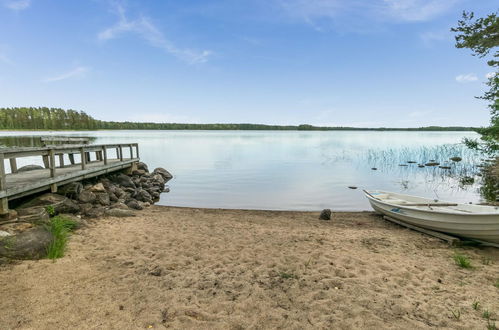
(0, 0, 497, 127)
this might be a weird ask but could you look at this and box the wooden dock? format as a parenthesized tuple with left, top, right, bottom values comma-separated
(0, 143, 139, 213)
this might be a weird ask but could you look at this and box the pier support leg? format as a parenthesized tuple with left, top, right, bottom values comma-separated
(69, 154, 75, 165)
(58, 154, 64, 168)
(9, 158, 17, 173)
(42, 155, 50, 168)
(50, 184, 57, 193)
(0, 154, 8, 214)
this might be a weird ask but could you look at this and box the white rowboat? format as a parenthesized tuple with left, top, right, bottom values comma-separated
(364, 190, 499, 244)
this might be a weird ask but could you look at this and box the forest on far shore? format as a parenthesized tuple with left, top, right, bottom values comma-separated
(0, 107, 478, 131)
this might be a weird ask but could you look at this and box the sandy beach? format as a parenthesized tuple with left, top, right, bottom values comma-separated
(1, 206, 498, 329)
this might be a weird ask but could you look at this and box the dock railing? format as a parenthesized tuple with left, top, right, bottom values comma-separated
(0, 143, 139, 213)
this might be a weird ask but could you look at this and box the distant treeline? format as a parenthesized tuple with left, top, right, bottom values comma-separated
(0, 107, 478, 131)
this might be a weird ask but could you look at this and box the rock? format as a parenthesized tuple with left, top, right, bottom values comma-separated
(450, 157, 462, 162)
(148, 267, 163, 276)
(163, 187, 170, 193)
(114, 188, 125, 198)
(137, 162, 149, 172)
(104, 208, 136, 217)
(126, 200, 143, 210)
(113, 174, 135, 189)
(425, 162, 440, 166)
(0, 231, 12, 237)
(57, 182, 83, 199)
(348, 186, 357, 189)
(153, 168, 173, 182)
(84, 207, 105, 219)
(16, 207, 50, 223)
(78, 190, 96, 204)
(135, 189, 152, 203)
(319, 209, 331, 220)
(17, 164, 44, 172)
(398, 164, 408, 167)
(111, 202, 129, 210)
(0, 209, 18, 222)
(95, 192, 110, 206)
(371, 168, 377, 170)
(0, 227, 53, 260)
(18, 193, 67, 209)
(54, 199, 80, 214)
(79, 203, 93, 215)
(108, 192, 118, 202)
(439, 166, 451, 170)
(407, 161, 417, 164)
(89, 183, 106, 193)
(132, 169, 146, 176)
(152, 174, 165, 185)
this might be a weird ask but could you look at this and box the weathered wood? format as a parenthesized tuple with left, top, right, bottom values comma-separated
(80, 148, 86, 170)
(383, 216, 460, 245)
(68, 153, 75, 165)
(58, 154, 64, 167)
(102, 146, 108, 165)
(42, 155, 50, 168)
(0, 154, 7, 214)
(9, 158, 17, 173)
(49, 149, 56, 178)
(41, 137, 90, 144)
(129, 144, 133, 159)
(119, 146, 123, 161)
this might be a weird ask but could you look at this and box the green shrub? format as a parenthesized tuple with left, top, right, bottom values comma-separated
(453, 253, 473, 269)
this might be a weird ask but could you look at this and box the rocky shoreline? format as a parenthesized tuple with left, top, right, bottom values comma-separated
(0, 162, 172, 260)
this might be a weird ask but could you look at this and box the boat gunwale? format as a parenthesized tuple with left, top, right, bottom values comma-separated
(365, 191, 499, 216)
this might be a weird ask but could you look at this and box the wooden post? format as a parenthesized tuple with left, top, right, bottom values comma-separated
(42, 155, 50, 168)
(9, 158, 17, 173)
(136, 144, 139, 158)
(119, 145, 123, 161)
(129, 144, 133, 159)
(80, 148, 86, 170)
(85, 152, 91, 163)
(58, 154, 64, 168)
(115, 147, 119, 160)
(69, 153, 75, 165)
(102, 146, 108, 165)
(0, 153, 8, 214)
(49, 149, 56, 178)
(96, 151, 102, 161)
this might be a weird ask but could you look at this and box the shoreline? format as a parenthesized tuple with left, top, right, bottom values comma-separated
(1, 205, 498, 329)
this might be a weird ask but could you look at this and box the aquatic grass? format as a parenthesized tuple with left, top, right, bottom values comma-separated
(46, 215, 77, 259)
(453, 253, 473, 269)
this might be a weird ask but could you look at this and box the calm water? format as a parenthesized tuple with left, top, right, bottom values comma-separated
(0, 130, 484, 211)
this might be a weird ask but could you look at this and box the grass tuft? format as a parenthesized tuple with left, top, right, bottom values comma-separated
(279, 272, 298, 280)
(487, 320, 497, 330)
(45, 205, 55, 216)
(472, 300, 480, 310)
(494, 279, 499, 289)
(453, 253, 473, 269)
(483, 310, 491, 320)
(46, 215, 77, 259)
(450, 309, 461, 321)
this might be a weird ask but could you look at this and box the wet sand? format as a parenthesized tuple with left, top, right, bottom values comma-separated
(1, 206, 498, 329)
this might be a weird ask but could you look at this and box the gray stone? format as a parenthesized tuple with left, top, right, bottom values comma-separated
(137, 162, 149, 172)
(319, 209, 332, 220)
(95, 192, 110, 206)
(18, 193, 67, 209)
(84, 207, 105, 219)
(153, 168, 173, 182)
(126, 200, 143, 210)
(78, 190, 96, 204)
(132, 169, 146, 176)
(104, 208, 136, 217)
(79, 203, 93, 215)
(0, 231, 12, 237)
(112, 202, 129, 210)
(0, 227, 53, 260)
(113, 174, 135, 189)
(54, 199, 80, 214)
(17, 164, 44, 172)
(135, 189, 152, 203)
(57, 182, 83, 199)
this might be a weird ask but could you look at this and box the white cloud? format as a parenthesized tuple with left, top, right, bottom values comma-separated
(382, 0, 458, 22)
(43, 66, 89, 83)
(98, 3, 212, 64)
(419, 29, 451, 45)
(455, 73, 478, 83)
(3, 0, 30, 11)
(485, 72, 497, 79)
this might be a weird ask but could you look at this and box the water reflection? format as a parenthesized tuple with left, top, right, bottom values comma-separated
(0, 130, 484, 210)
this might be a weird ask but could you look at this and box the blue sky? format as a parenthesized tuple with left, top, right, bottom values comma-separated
(0, 0, 497, 127)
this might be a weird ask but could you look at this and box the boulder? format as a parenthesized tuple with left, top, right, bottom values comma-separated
(0, 227, 53, 260)
(104, 208, 136, 217)
(132, 169, 147, 176)
(319, 209, 332, 220)
(17, 164, 44, 172)
(137, 162, 149, 172)
(153, 168, 173, 182)
(84, 207, 105, 219)
(134, 189, 152, 203)
(89, 183, 106, 193)
(126, 200, 143, 210)
(16, 207, 50, 223)
(54, 199, 80, 214)
(18, 193, 67, 210)
(95, 192, 110, 206)
(78, 190, 96, 204)
(112, 174, 135, 189)
(0, 209, 18, 222)
(108, 192, 118, 202)
(0, 231, 12, 237)
(78, 203, 93, 215)
(57, 182, 83, 199)
(152, 174, 165, 185)
(111, 202, 129, 210)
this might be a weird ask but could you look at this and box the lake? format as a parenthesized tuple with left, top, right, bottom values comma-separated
(0, 130, 484, 211)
